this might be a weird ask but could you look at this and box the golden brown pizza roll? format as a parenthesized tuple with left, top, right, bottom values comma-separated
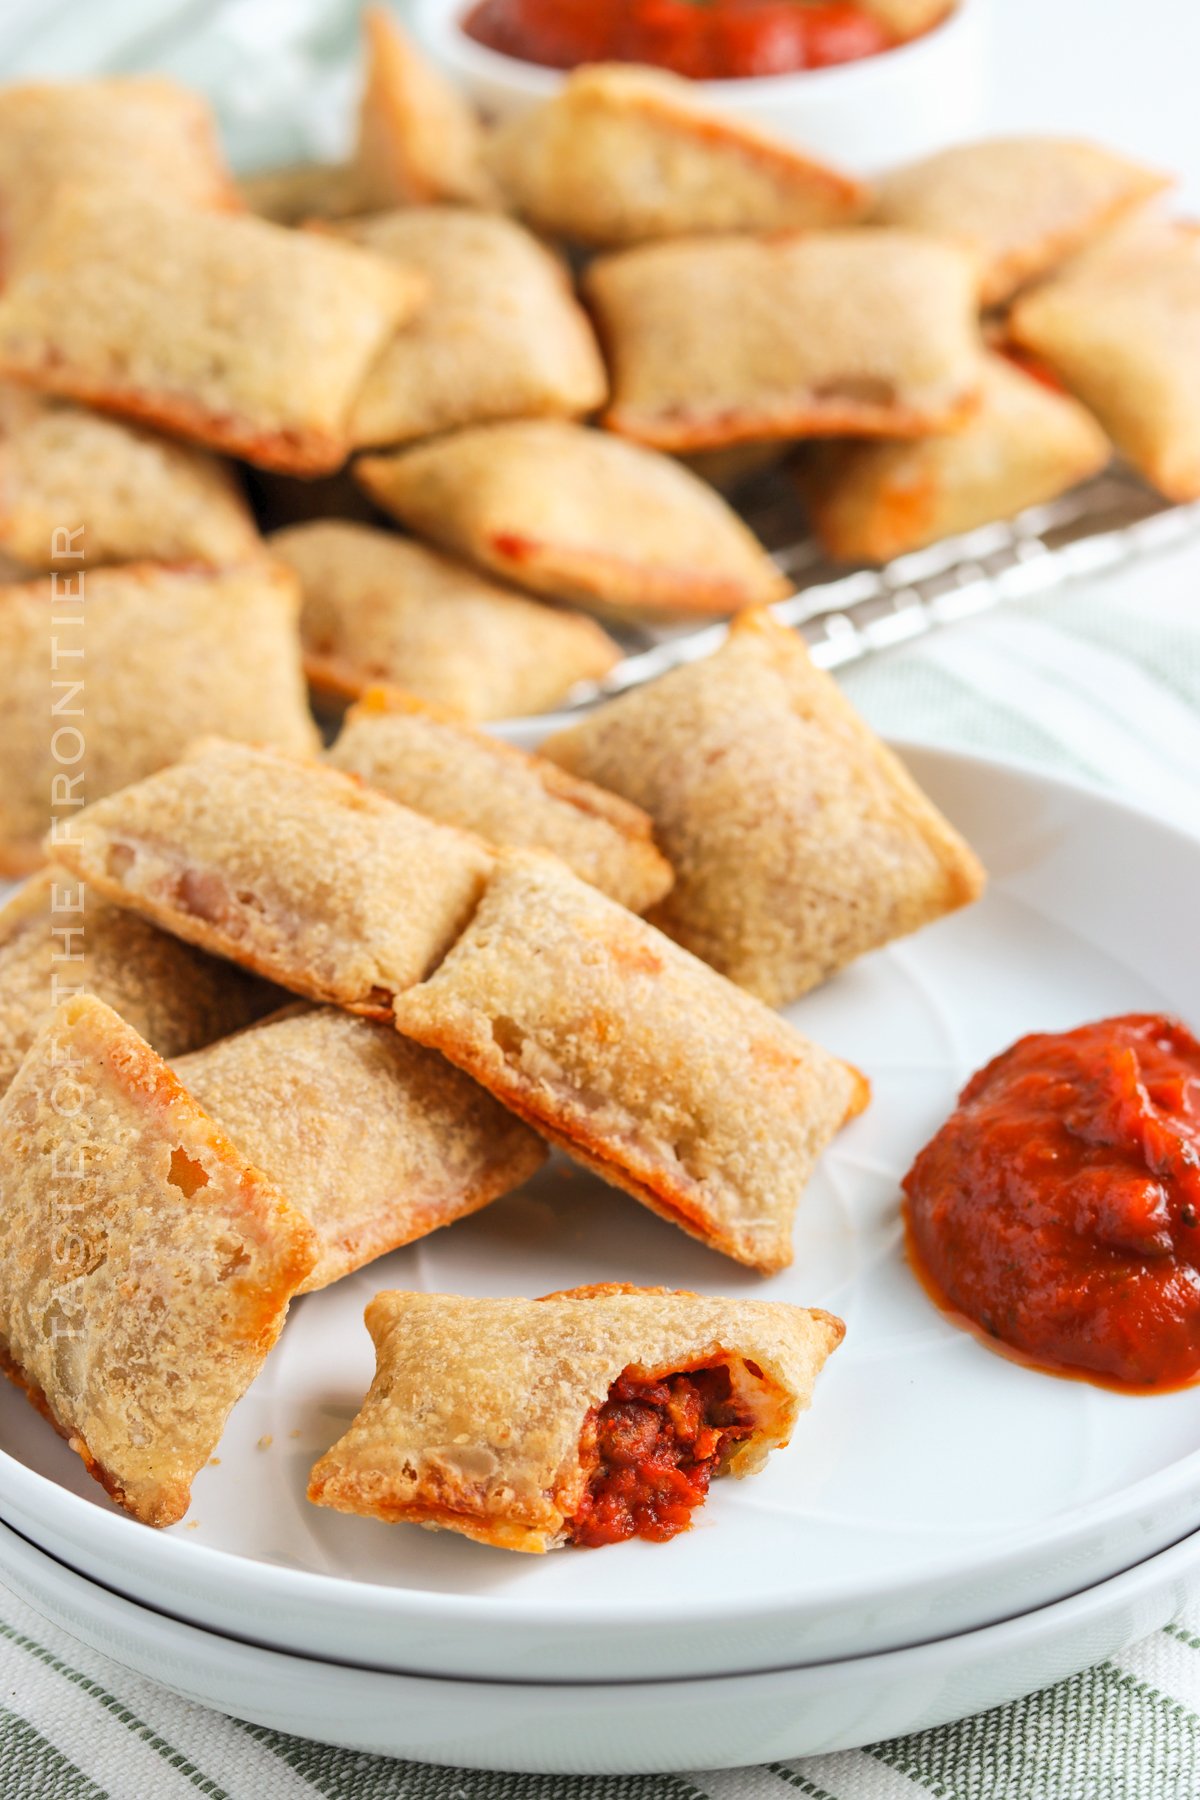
(800, 354, 1110, 563)
(268, 520, 620, 719)
(489, 62, 865, 251)
(0, 994, 316, 1526)
(238, 161, 363, 226)
(872, 137, 1170, 307)
(0, 386, 261, 572)
(174, 1005, 546, 1294)
(587, 230, 984, 451)
(356, 422, 789, 620)
(328, 688, 673, 912)
(353, 6, 498, 210)
(1008, 223, 1200, 502)
(394, 850, 867, 1273)
(542, 610, 986, 1004)
(0, 190, 419, 476)
(309, 1286, 843, 1551)
(0, 76, 238, 275)
(0, 562, 317, 878)
(53, 738, 494, 1017)
(325, 207, 607, 447)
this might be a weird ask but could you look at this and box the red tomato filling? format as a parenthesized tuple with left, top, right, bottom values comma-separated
(570, 1364, 755, 1546)
(903, 1014, 1200, 1390)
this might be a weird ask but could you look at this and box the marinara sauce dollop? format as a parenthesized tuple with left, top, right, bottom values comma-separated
(903, 1014, 1200, 1390)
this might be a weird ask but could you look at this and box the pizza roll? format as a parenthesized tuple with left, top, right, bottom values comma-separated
(308, 1286, 843, 1551)
(1008, 224, 1200, 502)
(542, 610, 986, 1005)
(268, 520, 619, 719)
(0, 867, 281, 1097)
(328, 688, 673, 912)
(356, 422, 789, 620)
(0, 76, 237, 275)
(800, 354, 1110, 563)
(175, 1006, 546, 1294)
(489, 63, 865, 250)
(587, 231, 984, 451)
(325, 207, 607, 448)
(353, 6, 498, 210)
(239, 161, 363, 226)
(873, 137, 1170, 307)
(394, 851, 867, 1273)
(0, 190, 419, 476)
(0, 994, 316, 1526)
(0, 562, 318, 878)
(0, 386, 260, 572)
(53, 738, 494, 1016)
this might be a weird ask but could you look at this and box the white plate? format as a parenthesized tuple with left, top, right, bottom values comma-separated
(1, 1510, 1197, 1772)
(3, 744, 1200, 1682)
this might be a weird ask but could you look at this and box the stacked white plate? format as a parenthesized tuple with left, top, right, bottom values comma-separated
(2, 743, 1200, 1771)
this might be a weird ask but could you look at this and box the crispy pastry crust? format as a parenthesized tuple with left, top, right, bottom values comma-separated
(175, 1005, 546, 1293)
(394, 850, 867, 1272)
(308, 1287, 844, 1550)
(542, 610, 986, 1004)
(50, 738, 495, 1016)
(0, 995, 316, 1526)
(268, 519, 620, 719)
(353, 6, 498, 210)
(489, 63, 866, 249)
(328, 688, 673, 912)
(356, 422, 789, 620)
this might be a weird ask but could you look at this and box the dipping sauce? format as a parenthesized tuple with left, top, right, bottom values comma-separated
(461, 1, 900, 81)
(903, 1014, 1200, 1391)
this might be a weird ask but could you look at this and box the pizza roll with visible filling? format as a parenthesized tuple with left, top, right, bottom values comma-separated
(872, 137, 1170, 307)
(325, 207, 607, 448)
(0, 190, 419, 476)
(53, 738, 494, 1016)
(0, 386, 261, 572)
(353, 6, 498, 210)
(394, 851, 867, 1273)
(488, 62, 865, 250)
(0, 562, 318, 878)
(239, 161, 363, 226)
(542, 610, 986, 1005)
(0, 76, 238, 275)
(309, 1285, 843, 1551)
(587, 230, 983, 451)
(356, 422, 789, 620)
(328, 688, 673, 912)
(800, 354, 1110, 563)
(268, 520, 619, 718)
(1008, 223, 1200, 502)
(0, 994, 316, 1526)
(175, 1006, 546, 1293)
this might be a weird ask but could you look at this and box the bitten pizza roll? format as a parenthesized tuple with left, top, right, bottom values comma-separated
(1008, 224, 1200, 502)
(394, 852, 867, 1273)
(175, 1006, 546, 1293)
(268, 520, 619, 719)
(53, 739, 494, 1016)
(325, 207, 607, 448)
(872, 136, 1170, 307)
(356, 422, 789, 620)
(542, 610, 985, 1005)
(0, 386, 261, 572)
(0, 190, 419, 476)
(0, 76, 237, 275)
(0, 995, 316, 1526)
(308, 1286, 844, 1551)
(800, 354, 1110, 563)
(0, 562, 317, 877)
(488, 62, 865, 249)
(353, 6, 498, 210)
(328, 688, 673, 913)
(587, 231, 983, 451)
(0, 868, 281, 1097)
